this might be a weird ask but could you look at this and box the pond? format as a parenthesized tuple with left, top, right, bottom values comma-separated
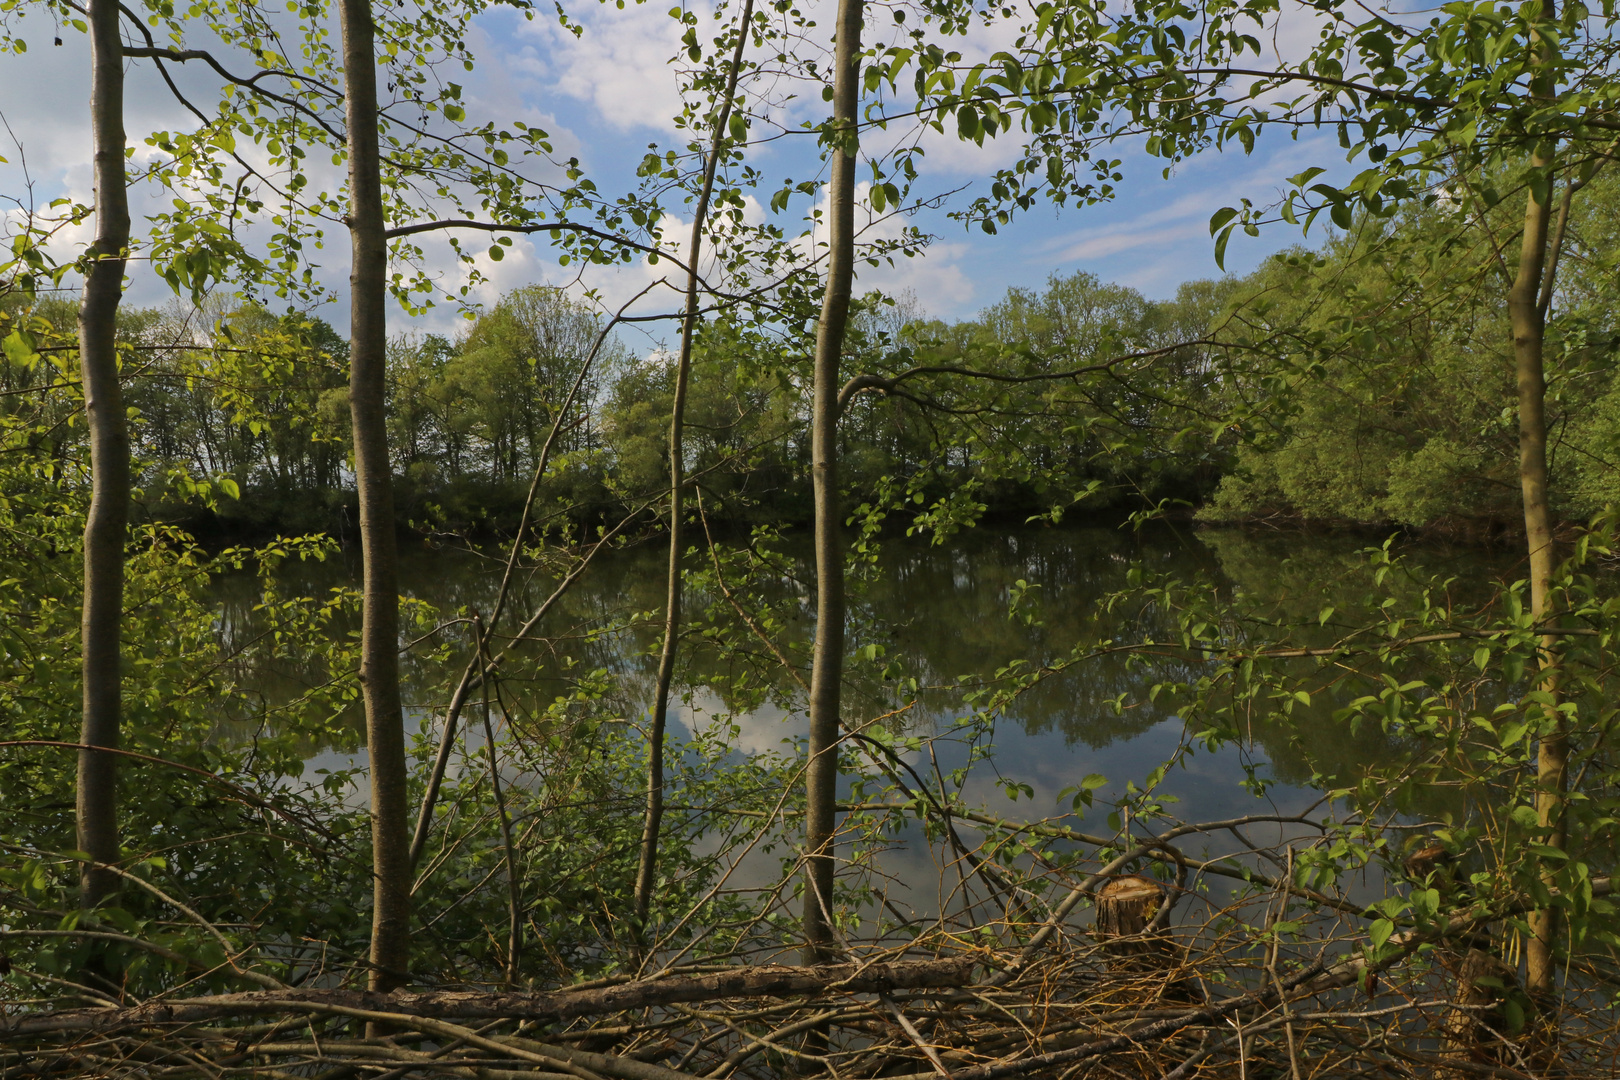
(213, 519, 1520, 913)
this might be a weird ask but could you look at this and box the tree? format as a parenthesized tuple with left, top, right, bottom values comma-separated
(1188, 0, 1616, 1004)
(633, 0, 757, 930)
(920, 0, 1620, 1010)
(75, 0, 133, 917)
(801, 0, 864, 966)
(334, 0, 411, 992)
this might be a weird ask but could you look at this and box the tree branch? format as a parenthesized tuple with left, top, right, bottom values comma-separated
(0, 958, 976, 1038)
(835, 339, 1219, 417)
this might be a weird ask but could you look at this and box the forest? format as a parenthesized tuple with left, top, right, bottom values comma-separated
(2, 0, 1620, 1076)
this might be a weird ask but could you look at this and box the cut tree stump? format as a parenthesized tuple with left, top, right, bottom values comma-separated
(1094, 875, 1164, 943)
(1092, 875, 1199, 1002)
(1440, 947, 1515, 1077)
(1403, 841, 1518, 1075)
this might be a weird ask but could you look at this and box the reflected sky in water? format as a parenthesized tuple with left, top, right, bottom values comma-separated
(216, 521, 1515, 908)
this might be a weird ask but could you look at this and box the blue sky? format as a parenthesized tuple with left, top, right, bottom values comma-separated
(0, 0, 1353, 349)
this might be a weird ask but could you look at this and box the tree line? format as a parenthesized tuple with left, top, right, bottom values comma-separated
(17, 182, 1620, 541)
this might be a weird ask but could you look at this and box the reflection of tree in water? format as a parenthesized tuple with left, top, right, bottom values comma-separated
(1196, 528, 1516, 813)
(217, 524, 1514, 810)
(210, 543, 655, 749)
(222, 527, 1221, 751)
(210, 550, 367, 748)
(851, 525, 1216, 748)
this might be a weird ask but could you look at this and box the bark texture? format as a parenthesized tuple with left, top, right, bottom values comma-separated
(1093, 875, 1196, 1002)
(802, 0, 863, 967)
(3, 958, 977, 1036)
(1507, 11, 1563, 996)
(337, 0, 411, 992)
(1092, 875, 1163, 945)
(633, 0, 756, 930)
(1440, 947, 1515, 1076)
(76, 0, 132, 914)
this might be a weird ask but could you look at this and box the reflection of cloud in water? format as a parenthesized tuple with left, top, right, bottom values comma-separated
(663, 687, 931, 774)
(665, 687, 804, 755)
(295, 746, 372, 807)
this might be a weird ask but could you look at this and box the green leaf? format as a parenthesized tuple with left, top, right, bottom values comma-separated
(1210, 207, 1239, 269)
(957, 104, 981, 142)
(2, 330, 38, 367)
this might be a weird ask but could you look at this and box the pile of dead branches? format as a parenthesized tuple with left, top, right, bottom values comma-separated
(6, 802, 1618, 1080)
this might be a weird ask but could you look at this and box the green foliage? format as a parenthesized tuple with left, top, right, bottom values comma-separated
(1201, 186, 1620, 529)
(1158, 528, 1620, 956)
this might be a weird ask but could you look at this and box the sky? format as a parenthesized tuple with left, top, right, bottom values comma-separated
(0, 0, 1354, 352)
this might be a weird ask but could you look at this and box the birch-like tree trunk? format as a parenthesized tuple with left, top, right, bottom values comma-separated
(802, 0, 862, 965)
(337, 0, 411, 992)
(76, 0, 132, 914)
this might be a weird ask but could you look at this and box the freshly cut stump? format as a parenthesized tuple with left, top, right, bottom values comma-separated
(1440, 946, 1516, 1076)
(1093, 875, 1199, 1003)
(1094, 875, 1164, 943)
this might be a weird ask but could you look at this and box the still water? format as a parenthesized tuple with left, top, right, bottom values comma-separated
(217, 521, 1514, 895)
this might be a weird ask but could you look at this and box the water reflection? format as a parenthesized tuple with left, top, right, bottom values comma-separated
(212, 523, 1511, 839)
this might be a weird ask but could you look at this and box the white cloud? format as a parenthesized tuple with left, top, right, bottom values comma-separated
(0, 0, 1362, 334)
(515, 1, 701, 135)
(795, 180, 976, 309)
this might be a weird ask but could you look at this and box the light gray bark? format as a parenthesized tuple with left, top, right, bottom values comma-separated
(76, 0, 132, 915)
(337, 0, 411, 992)
(802, 0, 862, 966)
(633, 0, 756, 931)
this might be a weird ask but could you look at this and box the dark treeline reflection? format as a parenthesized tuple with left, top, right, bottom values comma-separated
(210, 523, 1516, 820)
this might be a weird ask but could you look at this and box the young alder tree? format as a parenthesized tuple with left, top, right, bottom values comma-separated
(1179, 0, 1616, 1005)
(333, 0, 412, 991)
(633, 0, 759, 931)
(94, 0, 655, 984)
(793, 0, 868, 965)
(75, 0, 133, 915)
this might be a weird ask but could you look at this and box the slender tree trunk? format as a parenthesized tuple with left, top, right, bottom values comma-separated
(76, 0, 132, 914)
(633, 0, 756, 932)
(802, 0, 862, 966)
(476, 649, 520, 987)
(1509, 3, 1563, 1004)
(338, 0, 411, 993)
(1512, 160, 1564, 1000)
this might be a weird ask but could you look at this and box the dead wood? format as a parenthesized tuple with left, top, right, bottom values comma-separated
(0, 957, 977, 1039)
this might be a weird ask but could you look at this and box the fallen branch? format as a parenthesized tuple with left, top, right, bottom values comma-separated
(0, 957, 977, 1039)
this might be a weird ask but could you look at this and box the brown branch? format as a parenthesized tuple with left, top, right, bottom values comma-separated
(0, 958, 976, 1039)
(835, 339, 1219, 417)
